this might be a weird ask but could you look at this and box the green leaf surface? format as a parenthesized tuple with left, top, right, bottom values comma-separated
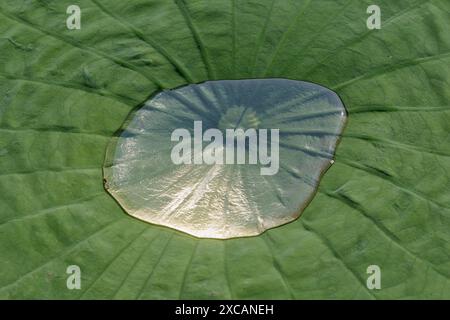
(0, 0, 449, 299)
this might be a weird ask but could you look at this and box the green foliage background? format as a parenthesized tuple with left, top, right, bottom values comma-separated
(0, 0, 449, 299)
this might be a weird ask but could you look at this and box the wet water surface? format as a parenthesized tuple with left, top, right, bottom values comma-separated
(103, 79, 347, 239)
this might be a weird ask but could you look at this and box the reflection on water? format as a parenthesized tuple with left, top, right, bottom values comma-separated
(103, 79, 347, 239)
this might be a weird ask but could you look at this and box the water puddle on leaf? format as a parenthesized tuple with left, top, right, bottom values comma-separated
(103, 79, 347, 239)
